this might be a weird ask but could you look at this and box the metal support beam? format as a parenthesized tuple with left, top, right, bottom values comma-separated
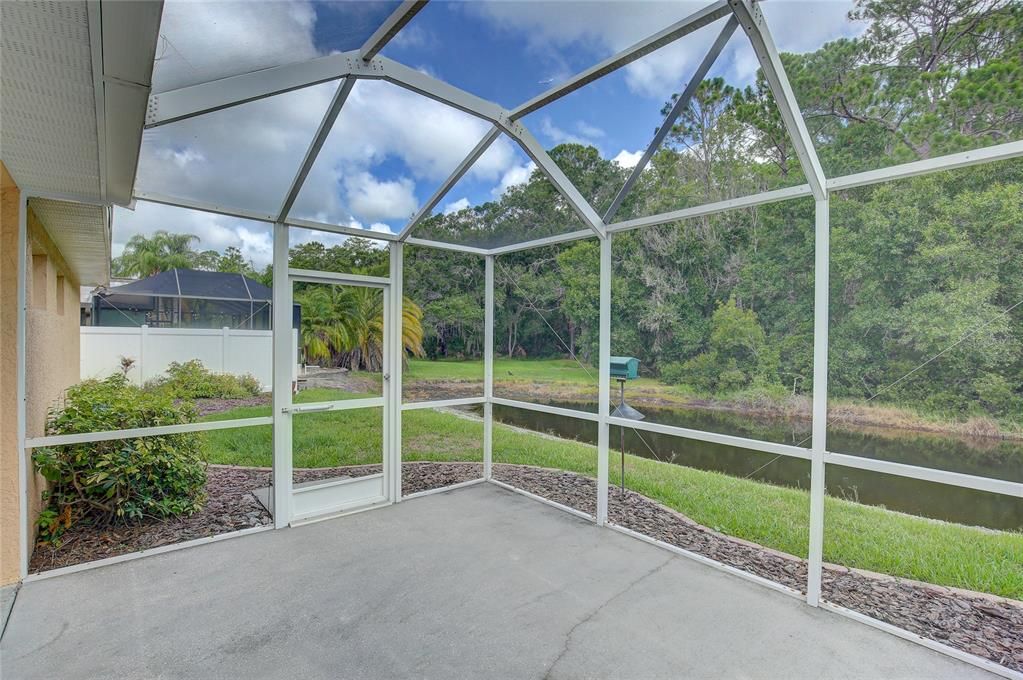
(278, 78, 356, 223)
(608, 183, 813, 233)
(146, 53, 354, 127)
(503, 123, 607, 239)
(405, 237, 489, 255)
(360, 0, 428, 61)
(135, 191, 277, 223)
(807, 197, 829, 606)
(398, 126, 501, 241)
(484, 255, 495, 480)
(372, 56, 506, 123)
(488, 229, 596, 256)
(509, 0, 731, 120)
(603, 17, 738, 223)
(271, 222, 293, 527)
(287, 217, 397, 242)
(596, 234, 612, 525)
(389, 242, 404, 502)
(729, 0, 826, 200)
(828, 140, 1023, 191)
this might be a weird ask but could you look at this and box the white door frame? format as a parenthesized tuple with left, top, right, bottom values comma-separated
(271, 224, 401, 526)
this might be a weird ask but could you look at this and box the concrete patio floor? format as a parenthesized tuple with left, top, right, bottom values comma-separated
(1, 483, 993, 679)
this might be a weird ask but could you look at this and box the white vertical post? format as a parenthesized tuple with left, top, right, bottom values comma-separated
(389, 242, 403, 502)
(221, 326, 229, 372)
(139, 324, 148, 383)
(17, 191, 29, 579)
(597, 235, 612, 525)
(483, 255, 494, 480)
(271, 222, 292, 527)
(807, 197, 830, 605)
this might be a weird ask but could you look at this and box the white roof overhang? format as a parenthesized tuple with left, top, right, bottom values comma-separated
(1, 0, 162, 285)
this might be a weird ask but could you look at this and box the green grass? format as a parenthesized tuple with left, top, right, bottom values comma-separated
(201, 404, 1022, 600)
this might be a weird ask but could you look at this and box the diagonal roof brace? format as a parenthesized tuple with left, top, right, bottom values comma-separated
(728, 0, 826, 199)
(501, 121, 607, 239)
(398, 126, 502, 241)
(360, 1, 428, 61)
(603, 16, 739, 223)
(509, 0, 731, 120)
(278, 78, 356, 223)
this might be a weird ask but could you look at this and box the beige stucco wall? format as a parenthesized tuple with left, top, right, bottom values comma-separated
(1, 162, 82, 585)
(1, 163, 21, 585)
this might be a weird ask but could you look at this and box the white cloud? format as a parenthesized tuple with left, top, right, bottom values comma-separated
(153, 147, 205, 169)
(113, 202, 274, 268)
(343, 172, 418, 223)
(576, 121, 606, 139)
(613, 149, 644, 169)
(539, 116, 605, 148)
(442, 197, 471, 215)
(288, 79, 524, 225)
(368, 222, 396, 235)
(493, 161, 537, 198)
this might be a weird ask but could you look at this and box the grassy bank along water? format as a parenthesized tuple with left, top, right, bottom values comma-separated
(202, 400, 1022, 600)
(406, 358, 1023, 440)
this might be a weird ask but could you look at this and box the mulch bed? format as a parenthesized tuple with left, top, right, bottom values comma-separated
(28, 462, 481, 574)
(28, 461, 1021, 672)
(29, 466, 273, 573)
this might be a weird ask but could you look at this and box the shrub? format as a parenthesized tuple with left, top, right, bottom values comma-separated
(147, 359, 262, 399)
(33, 374, 207, 544)
(658, 361, 686, 385)
(973, 373, 1020, 419)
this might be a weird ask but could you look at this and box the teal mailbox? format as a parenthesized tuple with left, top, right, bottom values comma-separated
(609, 356, 640, 380)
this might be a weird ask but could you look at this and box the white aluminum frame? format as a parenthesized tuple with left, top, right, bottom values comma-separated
(283, 264, 397, 515)
(13, 3, 1022, 675)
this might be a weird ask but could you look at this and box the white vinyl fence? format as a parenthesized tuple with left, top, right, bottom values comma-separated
(81, 326, 297, 390)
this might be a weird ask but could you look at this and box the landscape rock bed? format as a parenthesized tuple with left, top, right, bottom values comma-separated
(491, 463, 1023, 673)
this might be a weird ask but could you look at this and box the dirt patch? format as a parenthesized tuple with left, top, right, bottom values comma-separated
(300, 366, 380, 394)
(403, 379, 484, 402)
(490, 463, 1023, 673)
(193, 396, 271, 417)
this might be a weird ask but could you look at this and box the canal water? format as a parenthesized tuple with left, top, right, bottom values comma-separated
(487, 402, 1023, 532)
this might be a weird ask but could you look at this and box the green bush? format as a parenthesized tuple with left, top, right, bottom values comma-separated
(146, 359, 262, 399)
(33, 374, 207, 544)
(973, 373, 1020, 418)
(658, 361, 687, 385)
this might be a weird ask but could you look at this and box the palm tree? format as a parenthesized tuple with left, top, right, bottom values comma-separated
(296, 285, 424, 370)
(112, 231, 199, 278)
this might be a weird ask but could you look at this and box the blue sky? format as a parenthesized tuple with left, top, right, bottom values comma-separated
(121, 0, 864, 266)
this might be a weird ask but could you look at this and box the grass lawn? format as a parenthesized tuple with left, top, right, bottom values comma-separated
(201, 403, 1022, 600)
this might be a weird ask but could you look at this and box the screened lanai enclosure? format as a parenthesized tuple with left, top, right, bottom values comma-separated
(6, 0, 1023, 677)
